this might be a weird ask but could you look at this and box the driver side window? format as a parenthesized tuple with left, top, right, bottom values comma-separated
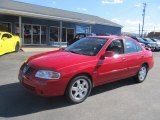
(106, 39, 124, 54)
(2, 34, 12, 39)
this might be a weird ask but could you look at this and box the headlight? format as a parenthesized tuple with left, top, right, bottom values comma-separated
(35, 70, 61, 80)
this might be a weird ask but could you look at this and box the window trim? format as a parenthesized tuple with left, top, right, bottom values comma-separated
(106, 39, 125, 55)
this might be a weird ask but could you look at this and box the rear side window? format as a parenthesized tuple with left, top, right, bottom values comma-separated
(124, 39, 140, 53)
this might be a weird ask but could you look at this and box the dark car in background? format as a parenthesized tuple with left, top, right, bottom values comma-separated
(130, 36, 156, 51)
(151, 38, 160, 51)
(68, 33, 96, 45)
(130, 36, 145, 47)
(142, 38, 157, 51)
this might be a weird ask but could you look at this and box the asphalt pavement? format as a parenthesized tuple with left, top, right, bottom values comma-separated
(0, 51, 160, 120)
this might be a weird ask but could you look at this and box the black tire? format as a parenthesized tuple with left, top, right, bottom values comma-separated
(65, 75, 92, 103)
(15, 43, 20, 52)
(134, 64, 148, 83)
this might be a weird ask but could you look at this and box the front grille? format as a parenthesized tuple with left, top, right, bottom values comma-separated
(21, 63, 35, 75)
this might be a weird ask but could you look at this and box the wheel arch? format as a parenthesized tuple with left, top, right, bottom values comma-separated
(70, 72, 94, 86)
(142, 62, 149, 70)
(65, 72, 94, 94)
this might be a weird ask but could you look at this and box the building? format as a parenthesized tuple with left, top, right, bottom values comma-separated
(0, 0, 122, 46)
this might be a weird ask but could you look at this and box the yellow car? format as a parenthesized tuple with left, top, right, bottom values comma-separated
(0, 31, 21, 55)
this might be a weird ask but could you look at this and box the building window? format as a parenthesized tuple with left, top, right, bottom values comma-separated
(23, 24, 32, 44)
(67, 28, 74, 44)
(33, 25, 40, 44)
(41, 26, 47, 44)
(62, 28, 67, 42)
(0, 22, 12, 32)
(15, 23, 20, 35)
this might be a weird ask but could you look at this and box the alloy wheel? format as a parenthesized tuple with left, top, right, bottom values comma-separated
(138, 66, 147, 82)
(71, 79, 89, 101)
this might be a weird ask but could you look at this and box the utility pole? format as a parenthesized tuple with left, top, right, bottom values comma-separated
(141, 3, 147, 38)
(139, 24, 141, 37)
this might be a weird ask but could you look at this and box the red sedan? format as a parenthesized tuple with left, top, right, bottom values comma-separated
(18, 36, 154, 103)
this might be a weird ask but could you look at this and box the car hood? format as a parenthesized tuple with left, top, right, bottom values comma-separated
(27, 50, 97, 70)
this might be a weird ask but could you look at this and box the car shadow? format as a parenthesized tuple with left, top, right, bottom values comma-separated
(0, 50, 23, 57)
(0, 78, 136, 118)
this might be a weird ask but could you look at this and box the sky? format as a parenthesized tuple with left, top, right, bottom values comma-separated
(14, 0, 160, 34)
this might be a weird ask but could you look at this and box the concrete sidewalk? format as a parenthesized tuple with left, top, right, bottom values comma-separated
(21, 46, 59, 52)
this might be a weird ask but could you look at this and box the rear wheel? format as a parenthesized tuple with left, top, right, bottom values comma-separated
(65, 75, 92, 103)
(134, 64, 148, 83)
(15, 43, 20, 52)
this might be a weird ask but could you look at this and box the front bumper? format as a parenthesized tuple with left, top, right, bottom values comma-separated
(146, 46, 155, 51)
(18, 70, 69, 97)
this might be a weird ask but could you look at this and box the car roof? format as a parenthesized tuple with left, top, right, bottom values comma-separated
(0, 31, 8, 34)
(87, 35, 126, 39)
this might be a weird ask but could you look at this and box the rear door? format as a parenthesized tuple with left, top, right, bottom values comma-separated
(124, 39, 144, 77)
(97, 39, 128, 84)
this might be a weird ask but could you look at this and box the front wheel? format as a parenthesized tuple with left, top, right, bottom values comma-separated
(134, 64, 148, 83)
(65, 75, 92, 103)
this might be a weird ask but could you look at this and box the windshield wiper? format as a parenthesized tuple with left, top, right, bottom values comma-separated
(70, 50, 83, 55)
(65, 50, 82, 55)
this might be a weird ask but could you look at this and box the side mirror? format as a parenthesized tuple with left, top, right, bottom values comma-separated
(2, 37, 8, 41)
(145, 47, 151, 51)
(100, 51, 115, 59)
(105, 51, 115, 57)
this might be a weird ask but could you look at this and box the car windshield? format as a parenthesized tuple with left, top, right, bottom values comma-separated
(153, 39, 160, 42)
(137, 38, 145, 42)
(143, 38, 153, 42)
(65, 37, 108, 56)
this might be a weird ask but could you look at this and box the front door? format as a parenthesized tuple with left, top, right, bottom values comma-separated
(97, 39, 127, 84)
(1, 33, 12, 52)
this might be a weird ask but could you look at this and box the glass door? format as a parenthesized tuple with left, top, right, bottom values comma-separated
(33, 25, 40, 44)
(23, 24, 32, 44)
(67, 28, 74, 44)
(62, 28, 67, 43)
(41, 26, 47, 44)
(49, 27, 59, 46)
